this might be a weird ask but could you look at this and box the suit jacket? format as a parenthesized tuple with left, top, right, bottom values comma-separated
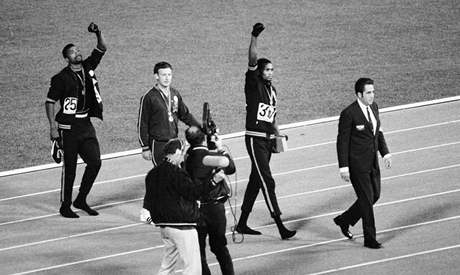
(337, 100, 390, 174)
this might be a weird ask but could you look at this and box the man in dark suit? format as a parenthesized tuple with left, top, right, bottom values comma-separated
(334, 78, 392, 249)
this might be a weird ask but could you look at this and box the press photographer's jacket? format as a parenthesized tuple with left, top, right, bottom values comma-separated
(185, 146, 235, 203)
(143, 161, 201, 226)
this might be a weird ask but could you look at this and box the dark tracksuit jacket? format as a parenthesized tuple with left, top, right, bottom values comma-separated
(46, 47, 105, 206)
(137, 86, 200, 151)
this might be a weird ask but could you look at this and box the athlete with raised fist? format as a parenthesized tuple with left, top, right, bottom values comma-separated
(235, 23, 296, 240)
(45, 22, 107, 218)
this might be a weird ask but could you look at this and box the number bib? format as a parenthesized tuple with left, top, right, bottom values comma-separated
(63, 97, 77, 114)
(257, 103, 276, 123)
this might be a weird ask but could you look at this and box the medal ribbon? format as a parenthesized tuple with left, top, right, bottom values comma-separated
(74, 68, 87, 111)
(159, 87, 173, 122)
(265, 84, 276, 106)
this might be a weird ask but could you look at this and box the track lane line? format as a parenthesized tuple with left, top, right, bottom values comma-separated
(305, 244, 460, 275)
(8, 245, 165, 275)
(0, 160, 460, 229)
(8, 212, 460, 275)
(1, 132, 459, 203)
(2, 187, 459, 274)
(0, 223, 141, 252)
(2, 96, 458, 178)
(2, 119, 459, 202)
(289, 119, 460, 151)
(180, 215, 460, 273)
(2, 163, 459, 250)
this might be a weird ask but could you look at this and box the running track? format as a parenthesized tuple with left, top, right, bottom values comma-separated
(1, 98, 459, 275)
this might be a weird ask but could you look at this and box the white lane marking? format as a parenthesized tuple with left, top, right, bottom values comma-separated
(180, 215, 460, 273)
(306, 244, 460, 275)
(1, 157, 459, 227)
(250, 163, 460, 209)
(0, 197, 142, 226)
(267, 188, 460, 229)
(0, 223, 141, 252)
(0, 174, 142, 202)
(2, 163, 460, 251)
(284, 119, 460, 152)
(9, 215, 460, 275)
(2, 185, 459, 272)
(2, 135, 460, 203)
(2, 96, 459, 178)
(8, 245, 165, 275)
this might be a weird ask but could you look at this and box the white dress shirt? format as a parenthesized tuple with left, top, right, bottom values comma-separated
(357, 99, 376, 135)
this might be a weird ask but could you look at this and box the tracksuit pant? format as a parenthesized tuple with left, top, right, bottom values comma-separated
(151, 140, 168, 167)
(241, 135, 282, 217)
(60, 119, 101, 207)
(198, 202, 234, 275)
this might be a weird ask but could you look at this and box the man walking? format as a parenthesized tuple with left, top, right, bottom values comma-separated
(235, 23, 296, 240)
(334, 78, 392, 249)
(45, 22, 107, 218)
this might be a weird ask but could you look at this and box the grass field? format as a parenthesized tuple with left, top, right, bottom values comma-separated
(1, 0, 459, 171)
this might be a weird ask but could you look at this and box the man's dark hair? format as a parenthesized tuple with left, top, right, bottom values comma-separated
(154, 61, 173, 74)
(163, 138, 183, 155)
(354, 78, 374, 95)
(185, 126, 205, 147)
(257, 58, 272, 74)
(62, 43, 75, 59)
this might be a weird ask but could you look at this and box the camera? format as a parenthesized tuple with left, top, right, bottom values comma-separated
(202, 102, 219, 150)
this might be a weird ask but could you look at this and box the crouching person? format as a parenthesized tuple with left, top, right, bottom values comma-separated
(185, 126, 235, 275)
(143, 139, 202, 275)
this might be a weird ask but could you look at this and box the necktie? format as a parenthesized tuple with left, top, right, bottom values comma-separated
(366, 107, 374, 134)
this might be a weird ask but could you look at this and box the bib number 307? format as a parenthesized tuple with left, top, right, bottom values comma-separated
(257, 103, 276, 123)
(63, 97, 77, 114)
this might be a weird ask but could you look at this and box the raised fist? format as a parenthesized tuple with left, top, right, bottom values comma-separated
(88, 22, 100, 33)
(251, 23, 265, 37)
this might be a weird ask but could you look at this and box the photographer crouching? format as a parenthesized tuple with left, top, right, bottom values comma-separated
(185, 126, 235, 275)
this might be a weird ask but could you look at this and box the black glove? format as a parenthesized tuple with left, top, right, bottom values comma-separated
(88, 22, 100, 33)
(251, 23, 265, 37)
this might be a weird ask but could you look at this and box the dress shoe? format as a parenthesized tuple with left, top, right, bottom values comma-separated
(73, 200, 99, 216)
(364, 240, 383, 249)
(59, 206, 79, 218)
(333, 216, 353, 239)
(235, 224, 262, 235)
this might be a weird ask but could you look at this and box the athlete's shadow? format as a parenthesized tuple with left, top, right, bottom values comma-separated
(378, 198, 460, 243)
(283, 187, 355, 233)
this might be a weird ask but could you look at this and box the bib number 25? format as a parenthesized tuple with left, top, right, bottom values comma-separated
(257, 103, 276, 123)
(63, 97, 77, 114)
